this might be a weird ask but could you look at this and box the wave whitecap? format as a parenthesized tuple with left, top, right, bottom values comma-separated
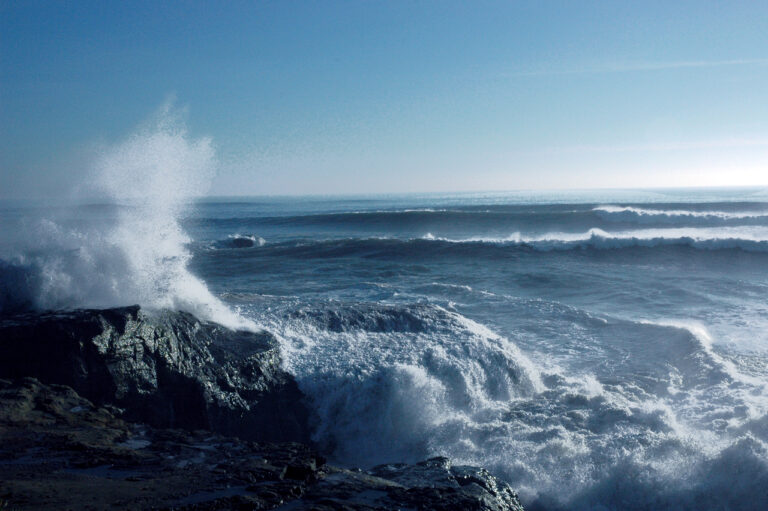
(594, 205, 768, 225)
(424, 226, 768, 252)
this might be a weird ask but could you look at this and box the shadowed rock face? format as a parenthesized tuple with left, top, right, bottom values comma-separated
(0, 306, 309, 443)
(0, 307, 526, 510)
(0, 378, 525, 511)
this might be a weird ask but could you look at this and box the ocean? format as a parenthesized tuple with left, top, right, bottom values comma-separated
(2, 187, 768, 510)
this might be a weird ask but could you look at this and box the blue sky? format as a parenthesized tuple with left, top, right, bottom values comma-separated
(1, 1, 767, 198)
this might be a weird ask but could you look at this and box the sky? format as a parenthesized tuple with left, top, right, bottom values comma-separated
(1, 0, 768, 198)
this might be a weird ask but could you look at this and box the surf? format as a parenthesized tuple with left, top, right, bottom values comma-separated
(0, 104, 252, 330)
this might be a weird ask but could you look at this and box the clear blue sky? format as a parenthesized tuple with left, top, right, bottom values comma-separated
(2, 1, 767, 198)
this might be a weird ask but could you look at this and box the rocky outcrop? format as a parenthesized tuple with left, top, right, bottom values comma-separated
(305, 457, 525, 511)
(0, 306, 526, 510)
(0, 378, 525, 510)
(0, 306, 309, 443)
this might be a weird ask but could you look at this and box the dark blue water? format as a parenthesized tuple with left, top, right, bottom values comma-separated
(3, 188, 768, 510)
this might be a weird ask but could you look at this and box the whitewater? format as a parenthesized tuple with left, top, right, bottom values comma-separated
(1, 115, 768, 510)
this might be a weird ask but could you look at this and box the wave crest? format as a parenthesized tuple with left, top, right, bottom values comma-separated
(424, 227, 768, 252)
(594, 205, 768, 225)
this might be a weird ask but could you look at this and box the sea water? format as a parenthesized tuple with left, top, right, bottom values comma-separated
(185, 190, 768, 510)
(1, 118, 767, 510)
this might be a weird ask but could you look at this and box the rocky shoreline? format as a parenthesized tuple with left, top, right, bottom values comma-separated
(0, 307, 524, 510)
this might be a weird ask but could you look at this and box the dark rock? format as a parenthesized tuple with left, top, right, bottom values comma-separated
(0, 377, 315, 510)
(0, 378, 525, 510)
(0, 306, 309, 443)
(293, 459, 526, 511)
(0, 307, 526, 510)
(230, 237, 256, 248)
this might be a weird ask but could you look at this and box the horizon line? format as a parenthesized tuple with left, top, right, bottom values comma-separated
(3, 184, 768, 203)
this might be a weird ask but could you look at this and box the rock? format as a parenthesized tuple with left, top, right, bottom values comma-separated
(306, 457, 526, 511)
(0, 379, 525, 511)
(0, 307, 526, 510)
(230, 237, 255, 248)
(0, 378, 315, 510)
(0, 306, 309, 443)
(286, 461, 525, 510)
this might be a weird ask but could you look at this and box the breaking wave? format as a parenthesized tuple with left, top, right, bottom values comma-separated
(183, 189, 768, 510)
(246, 295, 768, 511)
(253, 301, 543, 467)
(226, 229, 768, 262)
(595, 205, 768, 225)
(424, 227, 768, 252)
(0, 104, 252, 329)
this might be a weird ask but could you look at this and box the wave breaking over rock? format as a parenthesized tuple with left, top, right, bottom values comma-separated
(0, 104, 252, 330)
(0, 306, 525, 511)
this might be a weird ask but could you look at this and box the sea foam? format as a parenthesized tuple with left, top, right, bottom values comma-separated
(421, 226, 768, 252)
(594, 205, 768, 224)
(240, 291, 768, 510)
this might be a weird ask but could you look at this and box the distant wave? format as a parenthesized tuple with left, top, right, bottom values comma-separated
(194, 209, 520, 229)
(595, 205, 768, 224)
(242, 228, 768, 259)
(189, 202, 768, 238)
(425, 227, 768, 252)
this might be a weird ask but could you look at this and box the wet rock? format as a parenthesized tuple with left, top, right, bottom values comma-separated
(0, 306, 526, 510)
(0, 306, 309, 443)
(0, 379, 525, 510)
(296, 457, 526, 511)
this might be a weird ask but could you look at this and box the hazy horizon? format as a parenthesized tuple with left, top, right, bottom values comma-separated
(4, 184, 768, 206)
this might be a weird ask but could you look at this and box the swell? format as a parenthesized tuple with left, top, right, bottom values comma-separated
(187, 208, 600, 235)
(206, 230, 768, 259)
(428, 227, 768, 252)
(595, 204, 768, 225)
(186, 201, 768, 235)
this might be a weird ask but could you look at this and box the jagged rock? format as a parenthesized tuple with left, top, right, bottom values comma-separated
(0, 308, 526, 510)
(0, 306, 309, 443)
(296, 458, 525, 511)
(0, 379, 525, 511)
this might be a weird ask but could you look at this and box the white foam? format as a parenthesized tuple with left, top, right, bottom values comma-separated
(594, 205, 768, 224)
(0, 104, 253, 330)
(227, 233, 266, 246)
(421, 226, 768, 252)
(250, 294, 768, 510)
(253, 302, 543, 467)
(639, 319, 768, 395)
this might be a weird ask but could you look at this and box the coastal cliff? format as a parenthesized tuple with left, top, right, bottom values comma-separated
(0, 307, 524, 511)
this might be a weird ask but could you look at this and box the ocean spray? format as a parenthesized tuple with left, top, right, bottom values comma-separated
(0, 104, 253, 329)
